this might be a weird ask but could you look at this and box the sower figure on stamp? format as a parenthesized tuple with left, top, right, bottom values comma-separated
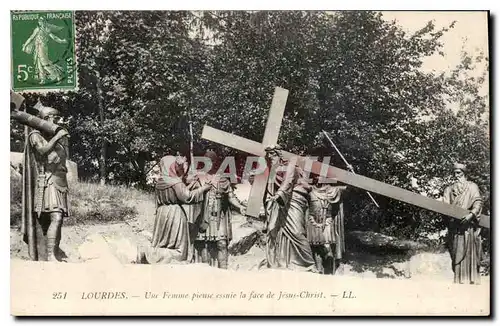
(307, 174, 347, 274)
(190, 150, 246, 269)
(22, 16, 68, 85)
(22, 101, 70, 261)
(443, 162, 484, 284)
(138, 154, 211, 264)
(262, 145, 316, 272)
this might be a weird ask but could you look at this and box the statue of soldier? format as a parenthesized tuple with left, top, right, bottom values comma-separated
(307, 174, 347, 274)
(190, 150, 246, 269)
(22, 101, 70, 261)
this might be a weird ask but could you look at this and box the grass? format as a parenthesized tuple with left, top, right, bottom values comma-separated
(10, 171, 153, 227)
(10, 172, 22, 226)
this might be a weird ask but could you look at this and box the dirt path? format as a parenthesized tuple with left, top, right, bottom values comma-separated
(10, 195, 486, 284)
(10, 198, 156, 263)
(10, 198, 249, 264)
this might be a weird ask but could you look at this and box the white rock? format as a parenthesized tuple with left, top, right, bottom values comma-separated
(407, 252, 454, 281)
(78, 233, 134, 265)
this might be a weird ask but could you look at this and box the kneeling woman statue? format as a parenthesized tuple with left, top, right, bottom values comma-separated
(136, 154, 211, 264)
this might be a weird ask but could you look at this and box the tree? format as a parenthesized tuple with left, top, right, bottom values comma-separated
(190, 11, 489, 240)
(73, 11, 206, 186)
(10, 11, 489, 243)
(75, 11, 114, 185)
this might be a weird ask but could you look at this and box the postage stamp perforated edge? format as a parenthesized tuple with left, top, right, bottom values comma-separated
(10, 10, 78, 93)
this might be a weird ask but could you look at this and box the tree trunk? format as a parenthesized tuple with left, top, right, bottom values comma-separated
(96, 69, 107, 186)
(135, 153, 147, 189)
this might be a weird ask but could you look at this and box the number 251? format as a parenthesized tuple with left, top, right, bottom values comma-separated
(52, 292, 67, 299)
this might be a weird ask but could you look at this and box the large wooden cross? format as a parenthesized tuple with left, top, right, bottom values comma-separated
(202, 87, 490, 229)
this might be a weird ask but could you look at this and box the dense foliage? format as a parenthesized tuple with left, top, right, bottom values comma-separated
(11, 11, 490, 242)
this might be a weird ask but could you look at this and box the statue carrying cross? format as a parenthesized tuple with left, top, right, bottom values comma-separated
(201, 87, 490, 229)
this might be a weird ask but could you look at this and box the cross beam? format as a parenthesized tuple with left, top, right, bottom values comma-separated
(201, 88, 490, 229)
(245, 87, 288, 217)
(217, 87, 289, 218)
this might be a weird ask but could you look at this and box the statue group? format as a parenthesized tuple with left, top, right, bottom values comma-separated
(136, 146, 349, 275)
(12, 92, 485, 283)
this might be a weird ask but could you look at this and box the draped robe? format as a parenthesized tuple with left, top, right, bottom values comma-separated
(276, 178, 316, 270)
(443, 180, 483, 284)
(264, 160, 315, 270)
(140, 178, 206, 264)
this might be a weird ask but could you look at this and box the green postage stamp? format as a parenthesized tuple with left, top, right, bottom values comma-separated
(11, 11, 76, 91)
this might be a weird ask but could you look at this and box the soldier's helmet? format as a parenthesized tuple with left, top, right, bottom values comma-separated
(34, 100, 60, 120)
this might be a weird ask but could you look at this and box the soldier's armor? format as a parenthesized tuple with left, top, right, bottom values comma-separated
(196, 175, 233, 242)
(30, 130, 69, 215)
(307, 189, 340, 245)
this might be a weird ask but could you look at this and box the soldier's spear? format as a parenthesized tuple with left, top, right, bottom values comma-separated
(322, 130, 380, 208)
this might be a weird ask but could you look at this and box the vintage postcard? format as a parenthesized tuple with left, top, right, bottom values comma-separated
(9, 10, 490, 316)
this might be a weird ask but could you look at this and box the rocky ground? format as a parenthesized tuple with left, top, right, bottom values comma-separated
(10, 183, 489, 283)
(10, 206, 481, 283)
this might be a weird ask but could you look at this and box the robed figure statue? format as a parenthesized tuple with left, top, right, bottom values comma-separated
(262, 145, 317, 272)
(138, 155, 211, 264)
(443, 162, 484, 284)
